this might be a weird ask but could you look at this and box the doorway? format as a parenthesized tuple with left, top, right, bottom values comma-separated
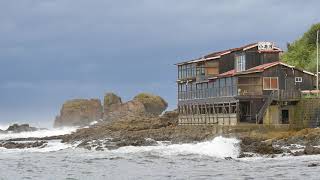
(240, 101, 251, 122)
(281, 110, 289, 124)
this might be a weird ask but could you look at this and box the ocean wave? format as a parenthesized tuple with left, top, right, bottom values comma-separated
(113, 136, 241, 159)
(0, 127, 78, 140)
(0, 124, 9, 131)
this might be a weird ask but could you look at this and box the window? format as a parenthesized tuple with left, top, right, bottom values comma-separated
(196, 64, 205, 76)
(235, 54, 246, 72)
(263, 77, 278, 90)
(295, 77, 302, 83)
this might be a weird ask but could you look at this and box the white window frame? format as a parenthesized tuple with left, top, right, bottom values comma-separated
(295, 77, 302, 83)
(235, 54, 246, 72)
(263, 77, 279, 90)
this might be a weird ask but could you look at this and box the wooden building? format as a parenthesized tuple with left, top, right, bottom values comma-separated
(176, 42, 316, 126)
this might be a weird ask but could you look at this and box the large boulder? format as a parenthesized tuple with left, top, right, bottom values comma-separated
(103, 93, 168, 122)
(133, 93, 168, 116)
(6, 124, 38, 133)
(304, 145, 320, 155)
(104, 99, 146, 121)
(103, 93, 122, 118)
(54, 99, 103, 127)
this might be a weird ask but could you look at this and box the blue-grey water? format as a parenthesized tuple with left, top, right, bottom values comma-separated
(1, 128, 320, 180)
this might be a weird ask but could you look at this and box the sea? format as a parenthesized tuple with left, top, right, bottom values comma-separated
(0, 125, 320, 180)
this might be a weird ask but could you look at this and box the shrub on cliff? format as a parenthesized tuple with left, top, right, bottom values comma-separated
(282, 23, 320, 72)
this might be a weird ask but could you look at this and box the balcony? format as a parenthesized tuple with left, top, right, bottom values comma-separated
(272, 89, 301, 101)
(178, 86, 237, 100)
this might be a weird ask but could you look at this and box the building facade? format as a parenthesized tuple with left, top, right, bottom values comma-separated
(176, 42, 316, 126)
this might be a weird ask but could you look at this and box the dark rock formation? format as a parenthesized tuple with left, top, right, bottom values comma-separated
(54, 99, 103, 127)
(0, 141, 47, 149)
(62, 108, 246, 152)
(240, 137, 283, 155)
(304, 145, 320, 155)
(6, 124, 38, 133)
(308, 163, 319, 167)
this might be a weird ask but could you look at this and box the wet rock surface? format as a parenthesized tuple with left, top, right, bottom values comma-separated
(0, 124, 40, 133)
(239, 137, 283, 155)
(0, 141, 47, 149)
(304, 145, 320, 155)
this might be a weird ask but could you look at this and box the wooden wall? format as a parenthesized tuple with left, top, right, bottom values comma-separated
(218, 47, 280, 74)
(262, 65, 315, 91)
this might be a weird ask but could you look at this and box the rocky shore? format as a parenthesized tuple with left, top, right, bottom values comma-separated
(2, 92, 320, 158)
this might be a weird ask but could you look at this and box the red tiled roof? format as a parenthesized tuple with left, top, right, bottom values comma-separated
(204, 43, 257, 58)
(217, 69, 236, 77)
(245, 61, 280, 72)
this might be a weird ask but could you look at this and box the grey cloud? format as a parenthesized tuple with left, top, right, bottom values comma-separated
(0, 0, 319, 125)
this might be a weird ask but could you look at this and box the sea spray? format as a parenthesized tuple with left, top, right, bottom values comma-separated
(0, 124, 9, 131)
(113, 136, 241, 159)
(0, 127, 78, 140)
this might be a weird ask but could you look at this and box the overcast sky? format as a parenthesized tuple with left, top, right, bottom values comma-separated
(0, 0, 319, 127)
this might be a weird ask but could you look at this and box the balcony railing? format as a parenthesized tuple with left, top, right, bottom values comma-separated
(272, 89, 301, 101)
(178, 86, 237, 100)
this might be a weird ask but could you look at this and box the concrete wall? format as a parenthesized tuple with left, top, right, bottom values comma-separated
(293, 98, 320, 128)
(263, 105, 280, 125)
(263, 105, 295, 125)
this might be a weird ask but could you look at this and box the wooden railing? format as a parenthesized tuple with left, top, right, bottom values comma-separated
(272, 89, 301, 101)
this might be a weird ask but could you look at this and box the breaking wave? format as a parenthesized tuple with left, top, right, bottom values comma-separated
(0, 127, 78, 140)
(114, 136, 241, 159)
(0, 124, 9, 131)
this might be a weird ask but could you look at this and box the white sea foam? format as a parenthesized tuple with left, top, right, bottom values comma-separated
(113, 136, 241, 159)
(0, 127, 78, 140)
(0, 124, 9, 131)
(90, 121, 98, 125)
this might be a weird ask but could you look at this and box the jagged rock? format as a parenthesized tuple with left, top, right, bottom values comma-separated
(104, 93, 167, 122)
(6, 124, 38, 133)
(292, 151, 304, 156)
(133, 93, 168, 116)
(240, 137, 283, 155)
(304, 145, 320, 155)
(104, 100, 147, 121)
(103, 93, 122, 116)
(0, 141, 47, 149)
(54, 99, 103, 127)
(308, 163, 319, 167)
(161, 110, 179, 126)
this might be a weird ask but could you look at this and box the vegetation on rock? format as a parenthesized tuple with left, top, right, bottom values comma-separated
(54, 99, 103, 127)
(133, 93, 168, 115)
(282, 23, 320, 72)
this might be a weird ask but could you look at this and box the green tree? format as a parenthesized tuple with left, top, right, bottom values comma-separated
(282, 23, 320, 72)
